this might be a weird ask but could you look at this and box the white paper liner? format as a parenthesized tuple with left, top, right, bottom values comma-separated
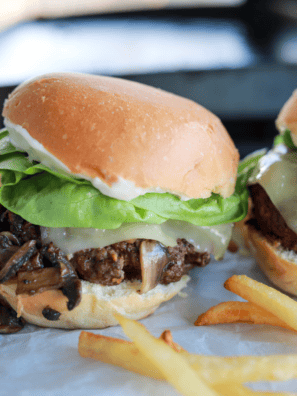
(1, 251, 297, 395)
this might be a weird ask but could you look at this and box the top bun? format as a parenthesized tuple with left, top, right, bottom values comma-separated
(276, 89, 297, 146)
(3, 73, 238, 200)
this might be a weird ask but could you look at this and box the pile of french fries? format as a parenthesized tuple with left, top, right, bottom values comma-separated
(78, 275, 297, 395)
(196, 274, 297, 331)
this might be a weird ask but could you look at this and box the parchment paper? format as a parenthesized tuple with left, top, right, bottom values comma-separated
(2, 251, 297, 395)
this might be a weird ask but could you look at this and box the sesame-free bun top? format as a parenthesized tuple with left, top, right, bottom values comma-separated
(3, 73, 239, 200)
(276, 89, 297, 146)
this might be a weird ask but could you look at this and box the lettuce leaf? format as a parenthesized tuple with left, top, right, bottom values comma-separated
(0, 130, 249, 229)
(274, 129, 297, 150)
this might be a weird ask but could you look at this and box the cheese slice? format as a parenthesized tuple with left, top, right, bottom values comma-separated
(41, 220, 233, 260)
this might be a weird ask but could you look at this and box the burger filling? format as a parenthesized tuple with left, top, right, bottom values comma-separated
(247, 183, 297, 252)
(248, 142, 297, 251)
(0, 207, 213, 290)
(0, 206, 230, 329)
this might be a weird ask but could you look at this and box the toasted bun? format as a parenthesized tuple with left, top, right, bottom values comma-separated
(276, 89, 297, 146)
(237, 207, 297, 297)
(3, 73, 238, 200)
(245, 226, 297, 297)
(0, 276, 189, 329)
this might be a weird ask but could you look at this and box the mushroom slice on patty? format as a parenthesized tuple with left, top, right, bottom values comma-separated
(139, 240, 169, 294)
(0, 240, 37, 283)
(41, 243, 82, 311)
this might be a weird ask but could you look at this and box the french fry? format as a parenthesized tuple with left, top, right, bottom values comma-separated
(225, 275, 297, 331)
(79, 329, 297, 386)
(189, 354, 297, 386)
(195, 301, 294, 330)
(159, 329, 185, 353)
(114, 313, 220, 396)
(212, 383, 297, 396)
(79, 331, 164, 379)
(78, 329, 185, 380)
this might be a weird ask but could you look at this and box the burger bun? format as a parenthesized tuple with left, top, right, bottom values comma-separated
(0, 277, 189, 329)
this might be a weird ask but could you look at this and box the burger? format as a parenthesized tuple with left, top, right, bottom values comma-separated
(240, 89, 297, 296)
(0, 73, 246, 330)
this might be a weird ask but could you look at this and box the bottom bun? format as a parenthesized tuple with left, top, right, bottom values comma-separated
(0, 276, 190, 329)
(247, 227, 297, 296)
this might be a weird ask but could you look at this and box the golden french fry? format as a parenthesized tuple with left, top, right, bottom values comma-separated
(78, 331, 164, 379)
(195, 301, 294, 330)
(212, 383, 297, 396)
(212, 384, 249, 396)
(78, 329, 184, 380)
(159, 329, 185, 353)
(79, 329, 297, 386)
(189, 354, 297, 386)
(224, 275, 297, 331)
(114, 313, 220, 396)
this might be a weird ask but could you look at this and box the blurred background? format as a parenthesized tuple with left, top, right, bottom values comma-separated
(0, 0, 296, 157)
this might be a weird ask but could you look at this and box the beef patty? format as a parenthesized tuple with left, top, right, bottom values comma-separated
(247, 183, 297, 252)
(71, 238, 210, 286)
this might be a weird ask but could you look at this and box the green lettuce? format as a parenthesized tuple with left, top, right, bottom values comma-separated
(274, 129, 297, 150)
(0, 130, 249, 229)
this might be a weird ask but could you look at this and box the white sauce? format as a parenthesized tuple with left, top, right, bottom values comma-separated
(41, 220, 233, 260)
(4, 119, 192, 201)
(5, 119, 70, 173)
(249, 144, 297, 233)
(78, 175, 192, 202)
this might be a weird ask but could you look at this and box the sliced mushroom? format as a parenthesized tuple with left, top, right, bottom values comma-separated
(139, 240, 169, 294)
(16, 267, 63, 295)
(0, 304, 26, 333)
(42, 243, 82, 311)
(59, 259, 82, 310)
(1, 211, 40, 244)
(1, 211, 24, 238)
(20, 251, 44, 272)
(0, 240, 37, 283)
(0, 247, 19, 271)
(42, 306, 61, 321)
(0, 231, 20, 247)
(60, 276, 82, 311)
(0, 232, 22, 271)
